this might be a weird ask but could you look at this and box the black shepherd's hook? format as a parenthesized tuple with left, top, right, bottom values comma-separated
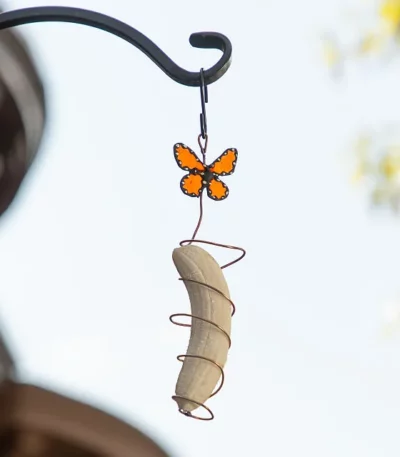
(0, 6, 232, 87)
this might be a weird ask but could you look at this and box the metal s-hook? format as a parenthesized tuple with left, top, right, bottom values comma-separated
(200, 68, 208, 139)
(0, 6, 232, 87)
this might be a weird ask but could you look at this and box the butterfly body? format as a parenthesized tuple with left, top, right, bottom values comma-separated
(174, 143, 238, 201)
(201, 168, 214, 185)
(189, 166, 213, 184)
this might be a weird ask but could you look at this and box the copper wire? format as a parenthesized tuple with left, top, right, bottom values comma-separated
(169, 313, 232, 348)
(170, 134, 246, 421)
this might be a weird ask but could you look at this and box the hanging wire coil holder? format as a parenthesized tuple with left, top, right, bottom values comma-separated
(169, 74, 246, 420)
(0, 5, 238, 422)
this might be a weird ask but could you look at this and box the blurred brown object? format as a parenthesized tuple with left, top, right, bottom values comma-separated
(0, 16, 45, 218)
(0, 333, 171, 457)
(0, 331, 15, 455)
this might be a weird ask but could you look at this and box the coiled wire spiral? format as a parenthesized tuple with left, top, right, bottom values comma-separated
(169, 134, 246, 421)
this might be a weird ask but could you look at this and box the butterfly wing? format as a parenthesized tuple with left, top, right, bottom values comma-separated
(174, 143, 205, 172)
(208, 148, 238, 176)
(180, 173, 205, 198)
(207, 176, 229, 201)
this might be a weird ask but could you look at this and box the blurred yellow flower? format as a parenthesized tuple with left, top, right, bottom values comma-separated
(358, 32, 383, 54)
(351, 167, 365, 184)
(379, 150, 400, 179)
(322, 39, 341, 68)
(351, 136, 371, 183)
(380, 0, 400, 32)
(351, 137, 400, 212)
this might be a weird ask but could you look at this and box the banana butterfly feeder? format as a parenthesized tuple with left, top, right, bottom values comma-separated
(0, 2, 242, 429)
(170, 70, 246, 421)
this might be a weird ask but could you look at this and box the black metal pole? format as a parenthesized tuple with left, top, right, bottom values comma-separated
(0, 6, 232, 86)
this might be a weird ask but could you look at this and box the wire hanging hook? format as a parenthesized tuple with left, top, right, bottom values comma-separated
(200, 68, 208, 139)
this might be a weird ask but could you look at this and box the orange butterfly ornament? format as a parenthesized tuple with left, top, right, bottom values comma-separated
(174, 143, 238, 201)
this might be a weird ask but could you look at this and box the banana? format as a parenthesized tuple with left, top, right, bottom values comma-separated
(172, 244, 231, 413)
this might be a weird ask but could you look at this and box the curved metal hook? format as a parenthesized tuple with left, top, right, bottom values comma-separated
(0, 6, 232, 86)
